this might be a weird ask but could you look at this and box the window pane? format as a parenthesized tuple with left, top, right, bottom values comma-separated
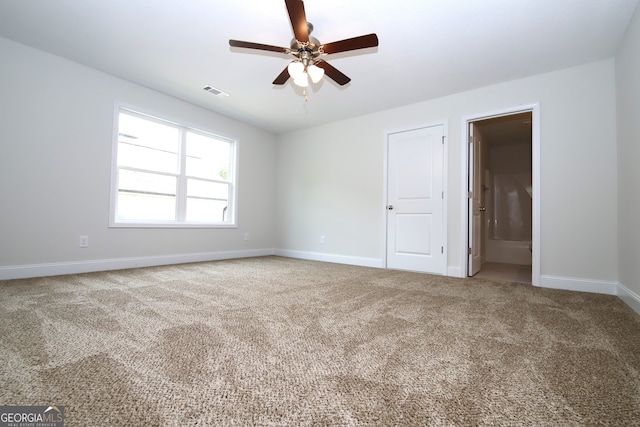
(117, 192, 176, 221)
(187, 179, 229, 200)
(118, 112, 180, 174)
(186, 179, 228, 222)
(186, 132, 231, 180)
(111, 106, 238, 227)
(186, 199, 228, 222)
(117, 169, 176, 220)
(119, 169, 176, 195)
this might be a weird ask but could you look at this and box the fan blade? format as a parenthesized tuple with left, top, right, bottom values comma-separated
(315, 61, 351, 86)
(273, 67, 290, 85)
(285, 0, 309, 43)
(229, 39, 289, 54)
(321, 33, 379, 55)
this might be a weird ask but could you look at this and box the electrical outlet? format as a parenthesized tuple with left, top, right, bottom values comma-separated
(244, 233, 249, 241)
(79, 235, 89, 248)
(320, 235, 326, 245)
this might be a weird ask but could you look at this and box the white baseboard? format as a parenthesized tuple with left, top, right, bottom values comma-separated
(5, 252, 639, 316)
(617, 282, 640, 315)
(0, 249, 275, 280)
(540, 275, 618, 295)
(273, 249, 385, 269)
(530, 275, 640, 314)
(447, 266, 465, 278)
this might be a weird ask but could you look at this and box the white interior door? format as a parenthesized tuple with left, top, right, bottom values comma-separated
(386, 125, 445, 274)
(468, 122, 483, 276)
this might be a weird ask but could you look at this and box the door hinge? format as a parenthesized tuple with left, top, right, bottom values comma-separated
(442, 191, 444, 199)
(468, 247, 472, 255)
(468, 191, 473, 198)
(441, 246, 444, 254)
(442, 136, 445, 144)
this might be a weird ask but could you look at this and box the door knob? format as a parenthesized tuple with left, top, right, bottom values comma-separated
(479, 207, 486, 211)
(387, 205, 394, 210)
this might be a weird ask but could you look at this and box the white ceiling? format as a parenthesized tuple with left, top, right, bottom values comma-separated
(0, 0, 637, 134)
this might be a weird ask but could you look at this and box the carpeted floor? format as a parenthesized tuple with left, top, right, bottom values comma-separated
(1, 256, 639, 426)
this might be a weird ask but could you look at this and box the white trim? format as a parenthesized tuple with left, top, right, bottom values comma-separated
(274, 249, 384, 269)
(114, 101, 239, 142)
(0, 249, 274, 280)
(531, 105, 541, 286)
(447, 266, 464, 278)
(382, 129, 390, 268)
(617, 282, 640, 315)
(110, 101, 239, 228)
(4, 253, 637, 315)
(461, 104, 541, 285)
(441, 121, 450, 276)
(540, 275, 617, 295)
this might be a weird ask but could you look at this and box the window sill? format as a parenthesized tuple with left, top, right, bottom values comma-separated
(109, 221, 237, 229)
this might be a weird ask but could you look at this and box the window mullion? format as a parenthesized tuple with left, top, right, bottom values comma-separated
(176, 128, 188, 221)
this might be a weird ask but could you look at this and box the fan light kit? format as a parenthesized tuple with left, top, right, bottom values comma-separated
(229, 0, 378, 99)
(287, 60, 324, 88)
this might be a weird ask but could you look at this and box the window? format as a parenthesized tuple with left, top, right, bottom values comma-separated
(110, 107, 237, 227)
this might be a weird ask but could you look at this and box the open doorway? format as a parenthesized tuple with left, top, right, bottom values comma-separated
(468, 111, 534, 284)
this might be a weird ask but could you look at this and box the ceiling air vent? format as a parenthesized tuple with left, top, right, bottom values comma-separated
(202, 85, 229, 97)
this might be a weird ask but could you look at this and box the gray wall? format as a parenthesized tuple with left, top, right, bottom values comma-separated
(276, 59, 618, 289)
(0, 37, 277, 274)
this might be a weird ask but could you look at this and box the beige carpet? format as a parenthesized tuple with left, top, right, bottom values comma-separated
(1, 256, 639, 426)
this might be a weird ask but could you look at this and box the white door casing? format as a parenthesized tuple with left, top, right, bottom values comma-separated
(386, 125, 445, 274)
(462, 104, 540, 286)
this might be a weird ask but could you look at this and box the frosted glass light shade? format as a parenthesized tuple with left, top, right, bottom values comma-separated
(307, 64, 325, 83)
(293, 72, 309, 87)
(287, 61, 304, 80)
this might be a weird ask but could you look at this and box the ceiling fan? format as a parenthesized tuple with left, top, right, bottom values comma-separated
(229, 0, 379, 88)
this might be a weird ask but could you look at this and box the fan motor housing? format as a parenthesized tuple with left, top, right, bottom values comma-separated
(290, 36, 321, 56)
(289, 22, 320, 58)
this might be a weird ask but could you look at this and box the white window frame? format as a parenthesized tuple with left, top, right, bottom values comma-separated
(109, 103, 238, 228)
